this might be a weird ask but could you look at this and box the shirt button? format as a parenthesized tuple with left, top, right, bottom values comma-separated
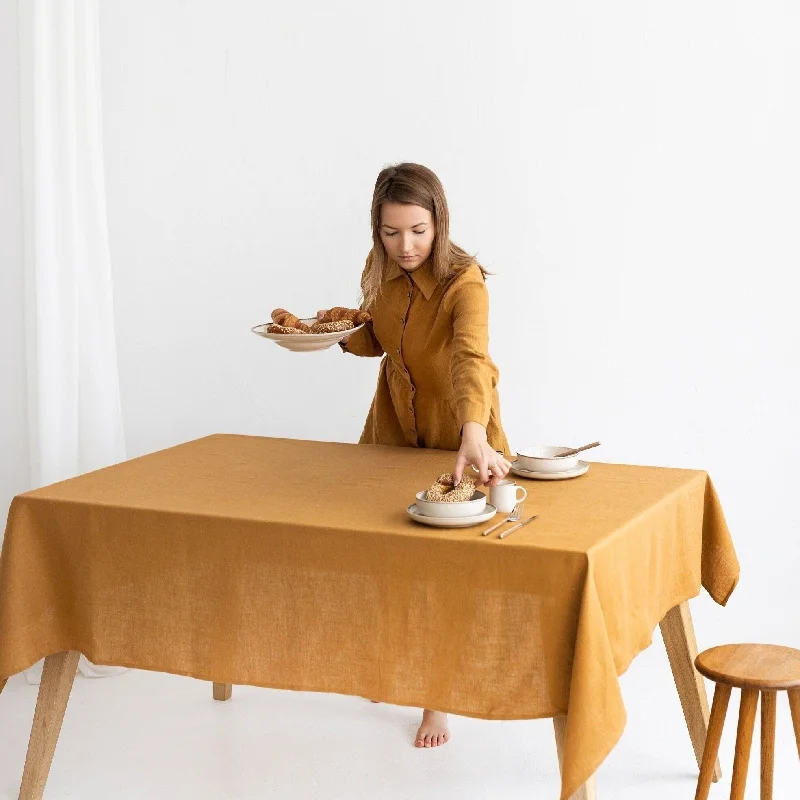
(407, 291, 412, 298)
(396, 348, 400, 354)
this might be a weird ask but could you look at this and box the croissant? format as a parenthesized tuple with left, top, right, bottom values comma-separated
(270, 308, 311, 332)
(317, 307, 371, 326)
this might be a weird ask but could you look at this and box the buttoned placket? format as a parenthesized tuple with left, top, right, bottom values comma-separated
(401, 278, 417, 442)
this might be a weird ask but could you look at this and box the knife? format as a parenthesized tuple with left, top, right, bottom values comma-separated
(498, 515, 538, 539)
(481, 511, 517, 536)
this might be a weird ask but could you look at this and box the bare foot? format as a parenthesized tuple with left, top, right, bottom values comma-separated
(415, 709, 450, 747)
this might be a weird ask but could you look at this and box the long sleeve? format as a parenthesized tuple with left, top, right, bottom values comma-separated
(340, 252, 384, 358)
(449, 274, 498, 429)
(340, 320, 384, 357)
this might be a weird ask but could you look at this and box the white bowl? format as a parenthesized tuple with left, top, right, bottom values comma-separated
(514, 445, 580, 474)
(414, 490, 487, 518)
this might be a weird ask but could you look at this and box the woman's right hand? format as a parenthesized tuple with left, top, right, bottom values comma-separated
(316, 309, 352, 344)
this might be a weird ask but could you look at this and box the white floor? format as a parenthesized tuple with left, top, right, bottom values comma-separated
(1, 637, 798, 799)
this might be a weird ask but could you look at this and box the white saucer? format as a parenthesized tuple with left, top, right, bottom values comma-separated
(406, 503, 498, 528)
(251, 319, 365, 352)
(510, 460, 590, 480)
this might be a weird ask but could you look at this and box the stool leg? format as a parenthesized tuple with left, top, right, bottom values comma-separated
(760, 690, 776, 800)
(730, 688, 759, 800)
(695, 683, 731, 800)
(788, 689, 800, 759)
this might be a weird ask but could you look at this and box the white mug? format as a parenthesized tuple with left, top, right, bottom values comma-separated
(489, 479, 528, 513)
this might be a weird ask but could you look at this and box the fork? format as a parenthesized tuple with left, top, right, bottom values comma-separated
(481, 502, 523, 536)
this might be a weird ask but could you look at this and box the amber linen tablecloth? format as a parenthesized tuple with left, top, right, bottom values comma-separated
(0, 434, 739, 799)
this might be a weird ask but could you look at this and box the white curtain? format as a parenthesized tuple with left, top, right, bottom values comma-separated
(19, 0, 128, 684)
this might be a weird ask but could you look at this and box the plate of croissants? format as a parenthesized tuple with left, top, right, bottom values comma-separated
(251, 307, 371, 352)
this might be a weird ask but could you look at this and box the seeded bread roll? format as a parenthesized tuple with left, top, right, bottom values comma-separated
(317, 307, 372, 326)
(425, 473, 476, 503)
(267, 323, 309, 335)
(310, 320, 355, 334)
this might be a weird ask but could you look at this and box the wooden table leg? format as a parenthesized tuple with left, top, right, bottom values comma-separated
(659, 601, 722, 782)
(553, 716, 598, 800)
(213, 682, 232, 701)
(18, 650, 80, 800)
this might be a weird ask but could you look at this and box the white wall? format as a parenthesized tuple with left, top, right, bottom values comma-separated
(97, 1, 799, 645)
(0, 0, 29, 538)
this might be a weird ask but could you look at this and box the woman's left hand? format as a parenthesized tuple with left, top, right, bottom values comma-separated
(453, 422, 512, 487)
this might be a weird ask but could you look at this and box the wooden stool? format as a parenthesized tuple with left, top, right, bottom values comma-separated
(694, 644, 800, 800)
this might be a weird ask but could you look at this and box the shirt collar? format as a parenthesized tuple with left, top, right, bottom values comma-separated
(384, 259, 438, 300)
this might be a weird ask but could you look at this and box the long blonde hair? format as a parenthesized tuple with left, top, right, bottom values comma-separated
(360, 162, 490, 309)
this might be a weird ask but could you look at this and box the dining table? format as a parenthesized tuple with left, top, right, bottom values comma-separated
(0, 433, 740, 799)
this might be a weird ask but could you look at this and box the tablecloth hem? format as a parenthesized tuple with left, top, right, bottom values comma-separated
(0, 648, 570, 722)
(560, 734, 621, 800)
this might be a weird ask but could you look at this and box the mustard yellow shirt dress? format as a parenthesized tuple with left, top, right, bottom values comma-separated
(342, 256, 511, 456)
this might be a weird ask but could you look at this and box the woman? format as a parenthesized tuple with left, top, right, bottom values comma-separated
(319, 162, 512, 748)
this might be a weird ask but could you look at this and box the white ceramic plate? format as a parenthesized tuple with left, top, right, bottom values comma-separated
(251, 319, 365, 352)
(510, 460, 590, 481)
(406, 502, 497, 528)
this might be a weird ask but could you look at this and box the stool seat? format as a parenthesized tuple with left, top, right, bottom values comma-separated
(695, 643, 800, 690)
(693, 643, 800, 800)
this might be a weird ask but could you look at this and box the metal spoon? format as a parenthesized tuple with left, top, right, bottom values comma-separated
(554, 441, 601, 458)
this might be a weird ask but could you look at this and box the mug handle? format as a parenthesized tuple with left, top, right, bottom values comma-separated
(516, 486, 528, 503)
